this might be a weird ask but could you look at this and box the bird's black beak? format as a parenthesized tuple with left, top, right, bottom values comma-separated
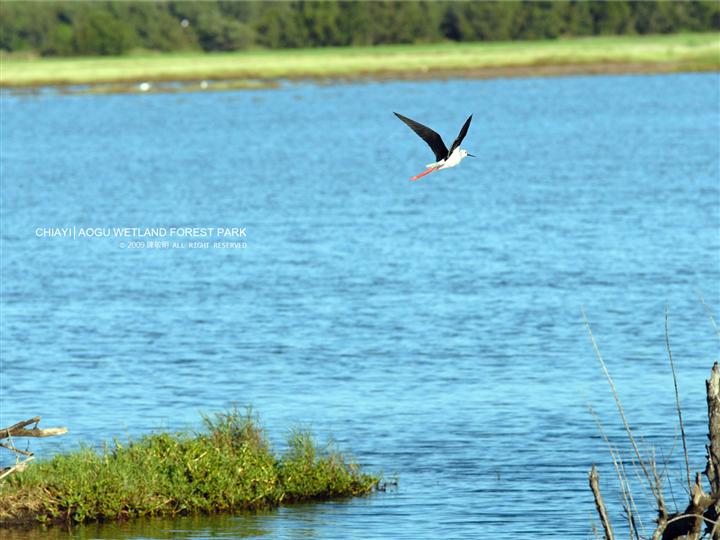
(467, 153, 476, 158)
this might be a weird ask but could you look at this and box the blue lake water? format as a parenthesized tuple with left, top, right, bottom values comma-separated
(1, 72, 719, 539)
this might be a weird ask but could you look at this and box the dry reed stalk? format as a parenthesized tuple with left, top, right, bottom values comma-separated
(665, 307, 691, 493)
(583, 311, 658, 499)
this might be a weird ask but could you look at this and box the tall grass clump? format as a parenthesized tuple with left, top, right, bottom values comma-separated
(0, 409, 378, 527)
(278, 430, 371, 503)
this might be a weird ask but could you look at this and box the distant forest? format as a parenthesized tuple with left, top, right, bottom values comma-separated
(2, 1, 719, 56)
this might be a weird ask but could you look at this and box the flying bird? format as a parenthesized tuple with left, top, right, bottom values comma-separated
(394, 112, 474, 181)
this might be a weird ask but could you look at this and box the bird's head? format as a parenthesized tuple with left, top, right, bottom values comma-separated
(460, 149, 476, 158)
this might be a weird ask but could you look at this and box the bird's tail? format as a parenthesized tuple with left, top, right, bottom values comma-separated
(410, 167, 439, 182)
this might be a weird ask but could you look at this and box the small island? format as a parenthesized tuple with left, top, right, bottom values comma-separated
(0, 410, 378, 527)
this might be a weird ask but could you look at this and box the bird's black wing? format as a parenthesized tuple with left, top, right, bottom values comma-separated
(394, 112, 448, 162)
(448, 115, 473, 156)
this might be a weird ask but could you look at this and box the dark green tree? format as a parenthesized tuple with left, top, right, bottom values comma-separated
(563, 1, 594, 37)
(299, 1, 344, 46)
(440, 3, 462, 41)
(338, 1, 372, 46)
(0, 1, 718, 56)
(254, 2, 307, 48)
(592, 1, 634, 35)
(455, 2, 522, 41)
(72, 7, 135, 55)
(196, 9, 254, 51)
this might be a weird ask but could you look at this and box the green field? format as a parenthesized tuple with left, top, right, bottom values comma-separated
(1, 33, 718, 88)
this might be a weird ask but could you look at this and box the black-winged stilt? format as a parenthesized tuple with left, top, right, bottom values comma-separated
(394, 112, 474, 181)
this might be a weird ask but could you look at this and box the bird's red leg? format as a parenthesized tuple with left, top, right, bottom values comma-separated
(410, 167, 438, 182)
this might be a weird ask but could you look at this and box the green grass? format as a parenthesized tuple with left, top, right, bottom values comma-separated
(0, 410, 378, 527)
(1, 33, 718, 88)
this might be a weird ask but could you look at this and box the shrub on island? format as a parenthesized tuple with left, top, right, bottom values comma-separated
(0, 410, 378, 527)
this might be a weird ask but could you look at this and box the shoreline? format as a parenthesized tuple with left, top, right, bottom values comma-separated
(3, 61, 718, 97)
(1, 33, 718, 94)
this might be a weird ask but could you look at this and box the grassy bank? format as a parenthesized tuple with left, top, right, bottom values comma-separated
(0, 410, 378, 527)
(1, 33, 718, 89)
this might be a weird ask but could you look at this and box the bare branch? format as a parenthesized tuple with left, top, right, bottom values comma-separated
(590, 465, 615, 540)
(1, 427, 68, 439)
(0, 417, 67, 440)
(0, 442, 33, 456)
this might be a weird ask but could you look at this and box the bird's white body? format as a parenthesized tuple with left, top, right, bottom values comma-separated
(426, 147, 470, 170)
(394, 111, 474, 181)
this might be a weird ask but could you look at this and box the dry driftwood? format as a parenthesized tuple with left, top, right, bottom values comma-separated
(0, 416, 67, 440)
(705, 362, 720, 539)
(0, 416, 67, 481)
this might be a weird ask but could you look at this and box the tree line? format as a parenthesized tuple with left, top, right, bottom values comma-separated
(1, 1, 718, 56)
